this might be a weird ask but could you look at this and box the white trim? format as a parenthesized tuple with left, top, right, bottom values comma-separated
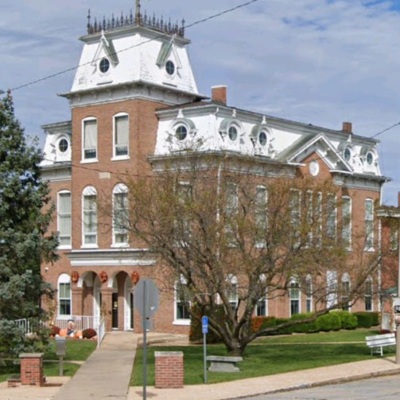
(82, 186, 98, 247)
(81, 117, 98, 162)
(112, 183, 129, 246)
(112, 113, 130, 160)
(58, 273, 72, 318)
(174, 277, 191, 323)
(57, 190, 72, 248)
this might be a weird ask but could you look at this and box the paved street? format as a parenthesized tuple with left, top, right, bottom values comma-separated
(239, 375, 400, 400)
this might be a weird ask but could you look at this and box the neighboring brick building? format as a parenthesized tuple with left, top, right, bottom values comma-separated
(40, 4, 389, 335)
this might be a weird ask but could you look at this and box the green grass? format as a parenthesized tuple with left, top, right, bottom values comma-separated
(255, 328, 380, 344)
(0, 339, 96, 383)
(45, 338, 97, 361)
(131, 328, 394, 386)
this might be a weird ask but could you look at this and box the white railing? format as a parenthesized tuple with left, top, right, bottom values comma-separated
(16, 315, 105, 346)
(97, 317, 106, 348)
(14, 318, 32, 334)
(52, 316, 95, 331)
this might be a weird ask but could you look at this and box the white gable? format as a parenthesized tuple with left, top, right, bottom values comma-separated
(71, 26, 199, 97)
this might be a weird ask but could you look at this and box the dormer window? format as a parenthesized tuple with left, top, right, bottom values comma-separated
(360, 146, 377, 167)
(166, 60, 175, 76)
(228, 125, 238, 141)
(258, 130, 268, 147)
(58, 137, 69, 153)
(176, 125, 188, 141)
(343, 147, 352, 162)
(366, 151, 374, 165)
(99, 58, 110, 73)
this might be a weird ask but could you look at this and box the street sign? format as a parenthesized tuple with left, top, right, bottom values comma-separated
(135, 278, 159, 317)
(202, 315, 209, 334)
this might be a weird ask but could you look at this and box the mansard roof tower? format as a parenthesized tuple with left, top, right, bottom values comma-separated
(66, 0, 202, 106)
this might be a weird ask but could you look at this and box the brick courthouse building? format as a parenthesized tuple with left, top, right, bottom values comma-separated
(40, 3, 390, 334)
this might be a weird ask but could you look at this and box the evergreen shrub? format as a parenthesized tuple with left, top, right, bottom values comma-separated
(316, 313, 341, 331)
(354, 312, 373, 328)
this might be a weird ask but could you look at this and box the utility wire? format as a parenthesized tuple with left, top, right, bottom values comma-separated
(370, 122, 400, 139)
(10, 0, 260, 92)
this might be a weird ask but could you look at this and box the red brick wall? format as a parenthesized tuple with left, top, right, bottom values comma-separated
(155, 351, 184, 388)
(20, 354, 44, 386)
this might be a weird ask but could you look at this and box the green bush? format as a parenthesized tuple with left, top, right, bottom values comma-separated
(331, 311, 358, 330)
(290, 313, 318, 334)
(353, 312, 373, 328)
(274, 318, 292, 335)
(316, 313, 341, 331)
(189, 304, 226, 344)
(251, 316, 277, 333)
(370, 312, 380, 326)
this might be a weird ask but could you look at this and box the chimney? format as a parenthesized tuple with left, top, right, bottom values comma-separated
(211, 85, 227, 105)
(342, 122, 352, 134)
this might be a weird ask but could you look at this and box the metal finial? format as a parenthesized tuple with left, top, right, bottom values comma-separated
(135, 0, 141, 24)
(87, 9, 91, 33)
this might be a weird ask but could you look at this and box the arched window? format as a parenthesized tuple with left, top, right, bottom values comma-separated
(113, 113, 129, 158)
(341, 273, 351, 311)
(174, 276, 190, 324)
(113, 184, 129, 245)
(58, 273, 71, 317)
(82, 186, 97, 246)
(255, 185, 268, 247)
(82, 118, 97, 161)
(365, 277, 373, 311)
(365, 198, 374, 250)
(255, 274, 268, 316)
(306, 275, 313, 312)
(57, 191, 71, 247)
(289, 278, 300, 316)
(342, 196, 352, 249)
(227, 274, 238, 310)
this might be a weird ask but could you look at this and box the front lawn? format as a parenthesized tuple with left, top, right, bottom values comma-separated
(132, 328, 393, 386)
(0, 338, 96, 383)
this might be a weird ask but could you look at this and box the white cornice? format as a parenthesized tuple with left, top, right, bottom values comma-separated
(67, 248, 156, 267)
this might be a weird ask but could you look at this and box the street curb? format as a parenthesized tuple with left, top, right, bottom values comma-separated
(231, 368, 400, 399)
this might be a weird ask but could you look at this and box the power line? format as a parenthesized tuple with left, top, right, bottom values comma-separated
(10, 0, 260, 92)
(370, 122, 400, 139)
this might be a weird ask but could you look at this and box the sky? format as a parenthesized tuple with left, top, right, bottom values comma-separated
(1, 0, 400, 205)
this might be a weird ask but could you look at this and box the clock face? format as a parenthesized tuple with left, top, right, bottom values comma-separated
(309, 160, 319, 176)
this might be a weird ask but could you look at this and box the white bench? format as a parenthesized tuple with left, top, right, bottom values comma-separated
(206, 355, 243, 372)
(365, 333, 396, 356)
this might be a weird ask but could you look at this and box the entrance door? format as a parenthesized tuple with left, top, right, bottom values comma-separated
(130, 292, 134, 330)
(112, 293, 118, 329)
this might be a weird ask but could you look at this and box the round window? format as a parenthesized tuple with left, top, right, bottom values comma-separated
(176, 125, 188, 141)
(259, 131, 268, 147)
(99, 58, 110, 73)
(166, 60, 175, 76)
(343, 147, 351, 161)
(58, 138, 69, 153)
(228, 126, 238, 141)
(366, 152, 374, 165)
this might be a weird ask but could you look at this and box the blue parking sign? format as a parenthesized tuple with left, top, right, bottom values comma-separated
(202, 316, 208, 334)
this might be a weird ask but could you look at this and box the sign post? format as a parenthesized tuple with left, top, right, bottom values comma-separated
(202, 315, 208, 383)
(135, 278, 159, 400)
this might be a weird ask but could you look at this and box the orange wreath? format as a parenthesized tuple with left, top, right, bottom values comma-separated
(71, 271, 79, 283)
(99, 271, 108, 283)
(131, 271, 140, 285)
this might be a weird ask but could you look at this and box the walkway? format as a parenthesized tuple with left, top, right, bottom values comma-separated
(54, 331, 137, 400)
(1, 333, 400, 400)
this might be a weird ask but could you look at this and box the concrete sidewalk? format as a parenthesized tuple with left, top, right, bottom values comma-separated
(131, 357, 400, 400)
(1, 332, 400, 400)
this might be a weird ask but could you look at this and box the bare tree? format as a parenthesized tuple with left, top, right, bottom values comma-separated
(114, 153, 381, 356)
